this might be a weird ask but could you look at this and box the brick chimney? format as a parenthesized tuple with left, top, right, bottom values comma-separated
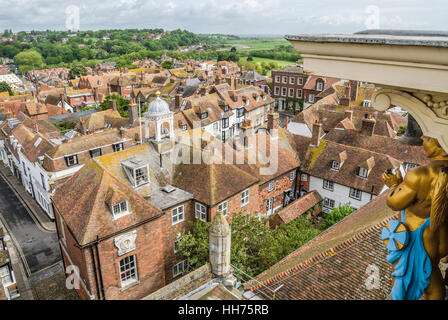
(175, 94, 183, 108)
(79, 117, 87, 135)
(349, 80, 359, 102)
(109, 99, 117, 111)
(311, 121, 322, 147)
(361, 114, 376, 136)
(267, 109, 280, 133)
(240, 119, 253, 149)
(129, 104, 138, 126)
(285, 117, 289, 130)
(345, 110, 353, 121)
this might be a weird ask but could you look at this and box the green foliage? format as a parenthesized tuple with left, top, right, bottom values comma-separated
(99, 94, 130, 117)
(318, 204, 355, 231)
(14, 49, 44, 74)
(217, 50, 240, 62)
(177, 204, 355, 278)
(246, 54, 253, 62)
(161, 60, 173, 69)
(68, 63, 87, 79)
(53, 121, 76, 132)
(0, 81, 13, 95)
(397, 125, 407, 137)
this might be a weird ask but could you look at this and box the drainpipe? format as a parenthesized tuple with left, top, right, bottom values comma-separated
(94, 235, 106, 300)
(89, 245, 101, 300)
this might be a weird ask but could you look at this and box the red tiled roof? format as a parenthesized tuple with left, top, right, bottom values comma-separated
(254, 193, 396, 300)
(275, 190, 323, 225)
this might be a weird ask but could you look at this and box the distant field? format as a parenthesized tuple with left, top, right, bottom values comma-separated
(220, 38, 290, 52)
(239, 56, 294, 68)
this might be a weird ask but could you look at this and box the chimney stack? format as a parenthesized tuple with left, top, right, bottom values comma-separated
(209, 212, 231, 279)
(109, 99, 117, 111)
(311, 121, 322, 147)
(344, 110, 353, 121)
(129, 104, 138, 126)
(267, 109, 280, 133)
(361, 114, 376, 136)
(240, 119, 253, 149)
(175, 94, 183, 108)
(285, 116, 289, 130)
(349, 80, 359, 102)
(80, 117, 87, 135)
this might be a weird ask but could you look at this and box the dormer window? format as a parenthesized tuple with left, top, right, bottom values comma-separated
(181, 124, 187, 131)
(121, 158, 150, 188)
(331, 160, 340, 171)
(112, 201, 129, 219)
(201, 112, 208, 120)
(358, 167, 368, 178)
(316, 81, 323, 91)
(224, 105, 229, 112)
(65, 154, 78, 167)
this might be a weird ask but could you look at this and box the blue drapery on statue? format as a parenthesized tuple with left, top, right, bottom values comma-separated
(383, 211, 432, 300)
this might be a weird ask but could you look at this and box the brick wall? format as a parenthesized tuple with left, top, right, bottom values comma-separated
(258, 170, 297, 215)
(208, 183, 260, 222)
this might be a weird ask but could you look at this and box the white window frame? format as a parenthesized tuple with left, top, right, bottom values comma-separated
(297, 77, 303, 85)
(134, 166, 149, 187)
(174, 233, 182, 253)
(358, 167, 368, 178)
(172, 205, 185, 225)
(195, 202, 207, 222)
(349, 188, 362, 201)
(268, 181, 275, 193)
(297, 89, 302, 98)
(0, 265, 12, 286)
(218, 201, 228, 216)
(289, 77, 295, 84)
(331, 161, 340, 171)
(274, 86, 280, 95)
(282, 76, 287, 84)
(301, 174, 308, 182)
(113, 143, 124, 152)
(309, 94, 315, 103)
(290, 171, 296, 181)
(119, 255, 138, 288)
(323, 180, 334, 191)
(316, 82, 323, 91)
(241, 189, 250, 207)
(288, 88, 294, 97)
(112, 201, 130, 219)
(65, 154, 78, 167)
(323, 198, 335, 209)
(173, 260, 189, 278)
(281, 87, 287, 97)
(275, 76, 280, 83)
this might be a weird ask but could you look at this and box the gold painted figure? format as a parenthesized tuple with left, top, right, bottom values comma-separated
(382, 136, 448, 300)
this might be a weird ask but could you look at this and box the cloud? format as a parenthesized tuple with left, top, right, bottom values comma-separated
(0, 0, 445, 34)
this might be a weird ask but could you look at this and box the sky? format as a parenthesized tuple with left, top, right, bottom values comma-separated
(0, 0, 447, 35)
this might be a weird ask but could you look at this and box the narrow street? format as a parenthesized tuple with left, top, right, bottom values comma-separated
(0, 175, 61, 276)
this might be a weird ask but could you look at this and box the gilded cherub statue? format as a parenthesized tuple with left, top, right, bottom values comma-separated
(382, 136, 448, 300)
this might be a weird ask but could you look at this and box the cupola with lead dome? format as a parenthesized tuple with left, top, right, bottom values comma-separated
(143, 91, 175, 153)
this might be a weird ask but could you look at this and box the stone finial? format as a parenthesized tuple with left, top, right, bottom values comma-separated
(209, 212, 231, 278)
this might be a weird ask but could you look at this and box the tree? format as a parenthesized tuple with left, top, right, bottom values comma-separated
(230, 46, 237, 52)
(68, 63, 87, 79)
(161, 60, 173, 69)
(99, 94, 130, 117)
(14, 50, 44, 74)
(318, 204, 355, 231)
(247, 54, 254, 61)
(0, 82, 13, 95)
(397, 125, 407, 137)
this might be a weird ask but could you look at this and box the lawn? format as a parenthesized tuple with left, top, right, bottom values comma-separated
(239, 56, 294, 68)
(220, 38, 290, 52)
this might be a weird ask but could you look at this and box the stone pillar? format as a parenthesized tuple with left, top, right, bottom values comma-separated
(209, 212, 231, 278)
